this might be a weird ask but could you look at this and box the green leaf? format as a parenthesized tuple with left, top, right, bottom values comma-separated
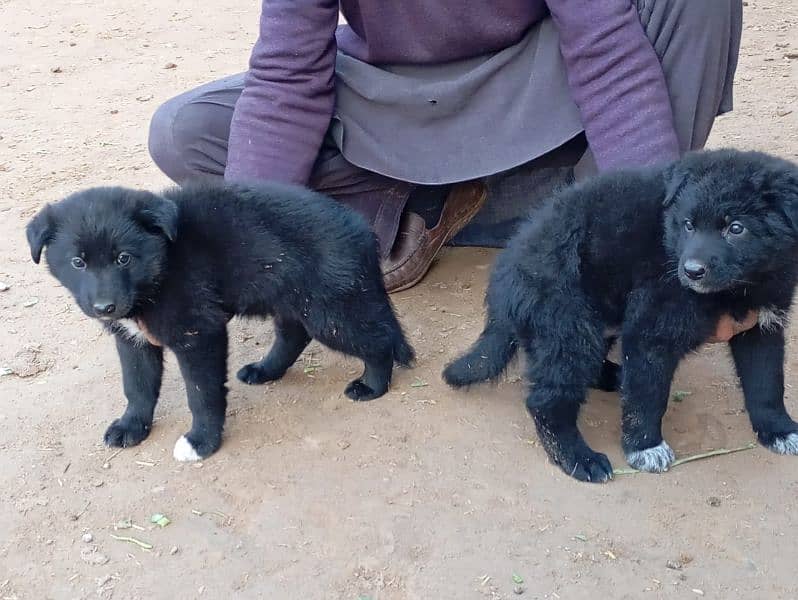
(512, 574, 524, 584)
(151, 513, 171, 527)
(672, 390, 692, 403)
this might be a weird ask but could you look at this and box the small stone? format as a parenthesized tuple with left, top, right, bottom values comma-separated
(164, 62, 177, 69)
(102, 462, 111, 470)
(110, 109, 119, 114)
(170, 545, 179, 555)
(92, 480, 104, 488)
(198, 586, 206, 595)
(707, 496, 722, 507)
(136, 93, 154, 102)
(22, 297, 39, 307)
(50, 66, 62, 73)
(82, 532, 93, 543)
(666, 560, 683, 570)
(513, 585, 525, 595)
(692, 589, 705, 597)
(338, 440, 351, 450)
(0, 281, 9, 291)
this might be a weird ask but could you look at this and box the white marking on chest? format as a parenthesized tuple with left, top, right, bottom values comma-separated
(116, 318, 149, 345)
(625, 440, 676, 473)
(758, 307, 789, 332)
(173, 435, 202, 462)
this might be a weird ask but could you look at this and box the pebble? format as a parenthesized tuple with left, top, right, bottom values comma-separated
(513, 585, 525, 595)
(707, 496, 722, 507)
(82, 532, 93, 543)
(170, 545, 179, 555)
(22, 297, 39, 308)
(338, 440, 351, 450)
(164, 62, 177, 69)
(50, 66, 62, 73)
(0, 281, 9, 292)
(666, 560, 683, 570)
(692, 589, 705, 597)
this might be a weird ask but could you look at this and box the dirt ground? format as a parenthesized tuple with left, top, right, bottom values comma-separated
(1, 0, 798, 598)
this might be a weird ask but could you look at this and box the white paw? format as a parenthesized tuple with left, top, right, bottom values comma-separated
(173, 435, 201, 462)
(768, 432, 798, 455)
(626, 440, 676, 473)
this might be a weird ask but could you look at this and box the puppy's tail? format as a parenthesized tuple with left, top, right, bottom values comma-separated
(443, 320, 518, 387)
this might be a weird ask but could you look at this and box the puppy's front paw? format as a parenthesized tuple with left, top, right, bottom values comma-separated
(344, 379, 386, 401)
(625, 440, 675, 473)
(173, 434, 220, 462)
(559, 449, 614, 483)
(764, 431, 798, 455)
(104, 418, 151, 448)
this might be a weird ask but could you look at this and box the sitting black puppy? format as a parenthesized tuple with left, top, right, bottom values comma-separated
(26, 182, 414, 461)
(444, 149, 798, 483)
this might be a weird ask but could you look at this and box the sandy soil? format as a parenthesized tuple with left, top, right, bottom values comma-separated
(1, 1, 798, 598)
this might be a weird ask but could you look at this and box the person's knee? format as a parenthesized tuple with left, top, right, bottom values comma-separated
(150, 96, 227, 183)
(148, 97, 189, 183)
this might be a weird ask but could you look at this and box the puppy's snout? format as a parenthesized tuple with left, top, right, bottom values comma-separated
(683, 259, 707, 281)
(93, 301, 117, 316)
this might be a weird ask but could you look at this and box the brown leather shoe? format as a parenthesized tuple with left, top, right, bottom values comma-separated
(382, 180, 487, 293)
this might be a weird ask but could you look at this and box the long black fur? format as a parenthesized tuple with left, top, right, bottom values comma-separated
(27, 181, 414, 460)
(443, 149, 798, 483)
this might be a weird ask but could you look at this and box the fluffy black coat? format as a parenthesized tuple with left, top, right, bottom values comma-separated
(27, 182, 414, 461)
(444, 149, 798, 483)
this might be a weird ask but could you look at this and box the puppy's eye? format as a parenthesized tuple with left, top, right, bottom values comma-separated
(71, 257, 86, 270)
(684, 219, 694, 233)
(116, 252, 132, 266)
(728, 222, 745, 235)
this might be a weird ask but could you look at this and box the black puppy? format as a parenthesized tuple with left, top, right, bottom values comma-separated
(27, 182, 414, 461)
(444, 149, 798, 483)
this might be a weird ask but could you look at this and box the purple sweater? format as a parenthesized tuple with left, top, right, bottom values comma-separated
(225, 0, 680, 185)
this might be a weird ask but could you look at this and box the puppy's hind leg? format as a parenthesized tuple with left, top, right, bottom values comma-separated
(344, 352, 394, 401)
(237, 315, 311, 385)
(593, 336, 621, 393)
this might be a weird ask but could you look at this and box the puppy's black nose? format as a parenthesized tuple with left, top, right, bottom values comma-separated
(683, 259, 707, 281)
(93, 301, 116, 316)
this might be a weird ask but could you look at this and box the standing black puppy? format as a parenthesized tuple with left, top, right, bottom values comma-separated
(26, 182, 414, 461)
(444, 149, 798, 482)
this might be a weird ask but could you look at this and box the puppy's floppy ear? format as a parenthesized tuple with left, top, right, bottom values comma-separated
(771, 165, 798, 232)
(136, 194, 179, 242)
(26, 204, 57, 264)
(661, 161, 690, 208)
